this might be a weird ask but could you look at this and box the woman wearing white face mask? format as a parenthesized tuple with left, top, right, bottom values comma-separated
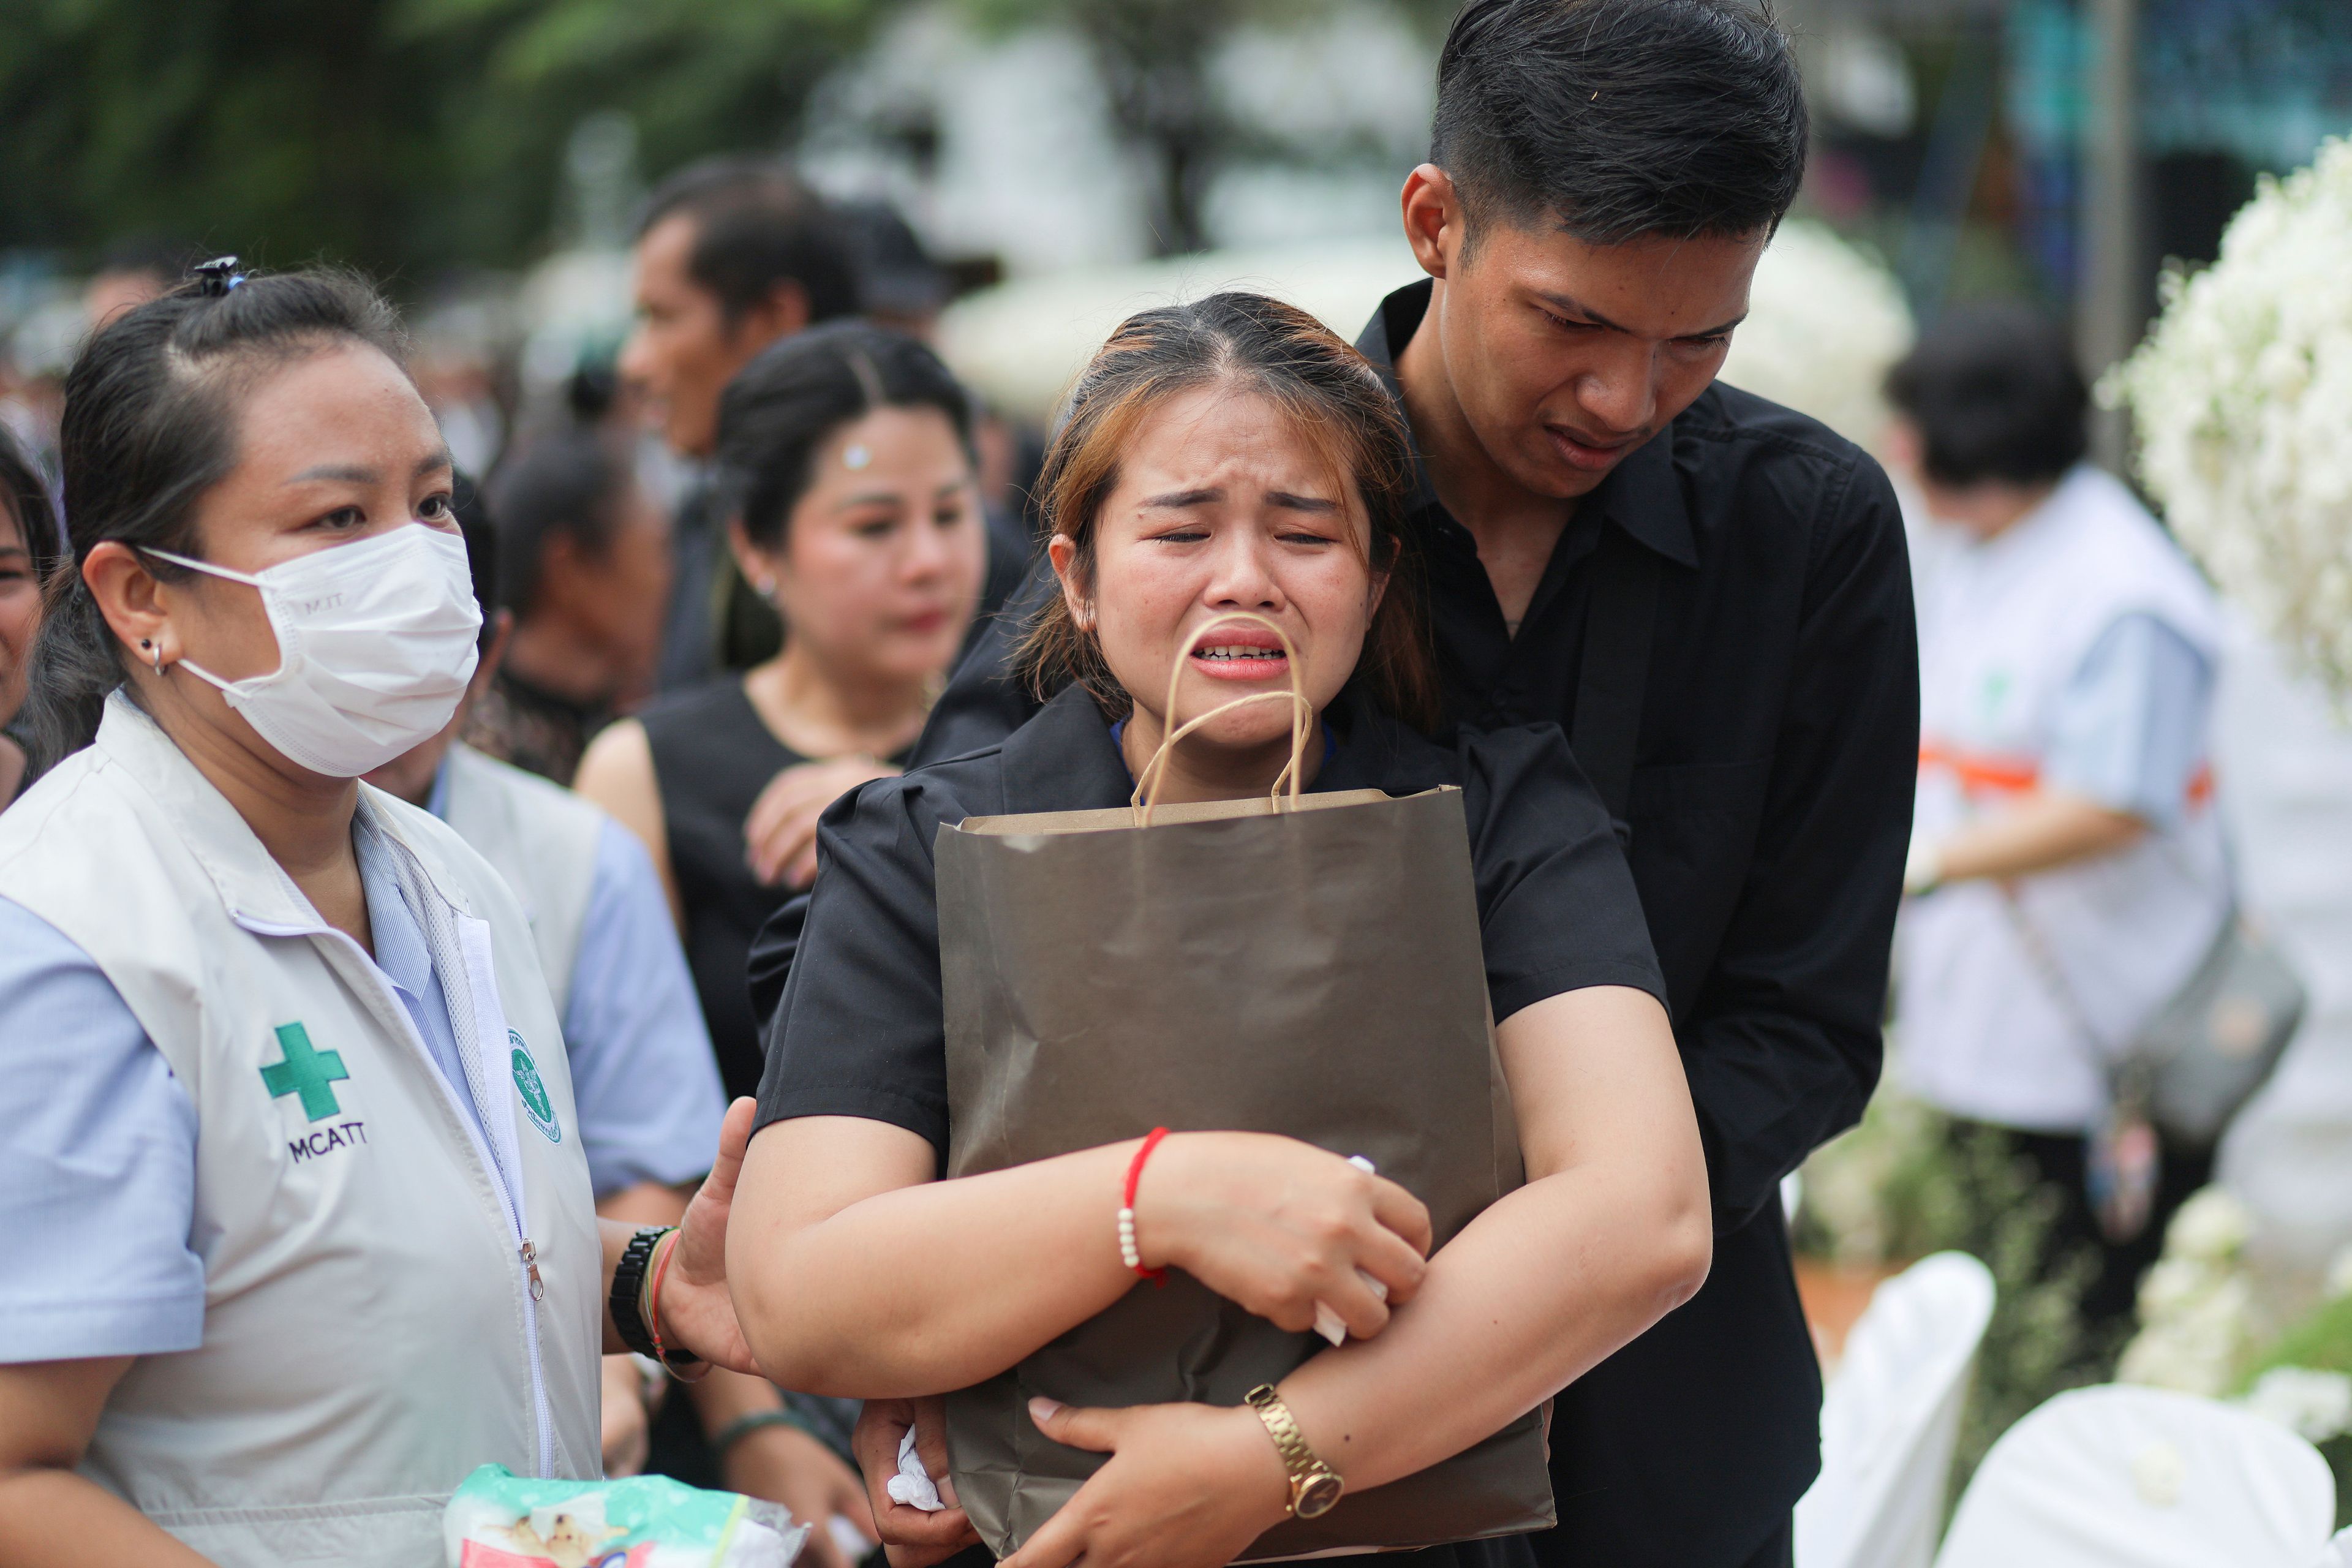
(0, 264, 761, 1568)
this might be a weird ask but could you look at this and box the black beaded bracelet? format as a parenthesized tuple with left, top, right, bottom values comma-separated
(610, 1226, 669, 1360)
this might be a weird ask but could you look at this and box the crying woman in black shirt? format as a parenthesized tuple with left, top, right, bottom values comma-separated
(729, 294, 1708, 1568)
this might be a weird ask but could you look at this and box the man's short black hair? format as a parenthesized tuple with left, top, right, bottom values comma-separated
(635, 157, 861, 327)
(1431, 0, 1807, 245)
(1885, 304, 2089, 488)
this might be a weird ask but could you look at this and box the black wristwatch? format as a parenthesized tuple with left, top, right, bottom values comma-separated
(610, 1227, 668, 1360)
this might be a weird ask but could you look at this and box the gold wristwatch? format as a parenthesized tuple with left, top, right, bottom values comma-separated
(1245, 1384, 1345, 1520)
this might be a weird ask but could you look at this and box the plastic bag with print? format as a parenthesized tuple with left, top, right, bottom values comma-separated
(444, 1464, 810, 1568)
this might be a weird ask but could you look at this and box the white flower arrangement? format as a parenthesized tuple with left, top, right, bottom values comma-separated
(1719, 219, 1915, 454)
(2163, 1186, 2256, 1263)
(2109, 138, 2352, 697)
(2117, 1186, 2261, 1397)
(2241, 1365, 2352, 1443)
(2326, 1243, 2352, 1303)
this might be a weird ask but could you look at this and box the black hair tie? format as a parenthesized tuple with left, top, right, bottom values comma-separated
(190, 256, 244, 297)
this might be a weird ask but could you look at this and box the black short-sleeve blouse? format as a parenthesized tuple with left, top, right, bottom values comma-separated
(748, 683, 1664, 1153)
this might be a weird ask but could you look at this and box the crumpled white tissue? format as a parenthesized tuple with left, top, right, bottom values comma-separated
(888, 1425, 945, 1512)
(1314, 1156, 1389, 1346)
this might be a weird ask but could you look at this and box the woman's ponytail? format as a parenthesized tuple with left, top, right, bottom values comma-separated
(17, 263, 404, 780)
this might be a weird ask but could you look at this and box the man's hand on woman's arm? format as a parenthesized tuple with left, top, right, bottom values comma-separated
(600, 1096, 763, 1373)
(0, 1357, 214, 1567)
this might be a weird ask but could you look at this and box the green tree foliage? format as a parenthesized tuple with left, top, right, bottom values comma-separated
(0, 0, 895, 282)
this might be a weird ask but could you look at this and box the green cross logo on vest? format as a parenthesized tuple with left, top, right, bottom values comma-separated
(261, 1022, 349, 1121)
(510, 1030, 561, 1143)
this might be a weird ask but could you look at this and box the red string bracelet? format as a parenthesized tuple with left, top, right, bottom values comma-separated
(1118, 1128, 1172, 1285)
(646, 1228, 710, 1382)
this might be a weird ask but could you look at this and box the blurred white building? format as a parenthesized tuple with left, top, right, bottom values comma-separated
(797, 1, 1436, 277)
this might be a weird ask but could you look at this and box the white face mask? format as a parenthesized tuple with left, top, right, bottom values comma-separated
(148, 524, 483, 777)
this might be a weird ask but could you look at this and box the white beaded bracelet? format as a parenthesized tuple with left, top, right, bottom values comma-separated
(1118, 1204, 1143, 1272)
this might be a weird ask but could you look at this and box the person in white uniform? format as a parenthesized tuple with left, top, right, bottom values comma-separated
(0, 262, 758, 1568)
(1885, 304, 2231, 1330)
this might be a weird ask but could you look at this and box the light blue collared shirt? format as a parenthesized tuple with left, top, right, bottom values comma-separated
(0, 824, 476, 1364)
(2045, 611, 2215, 829)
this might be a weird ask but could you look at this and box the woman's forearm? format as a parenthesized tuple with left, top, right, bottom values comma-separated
(732, 1123, 1145, 1396)
(0, 1358, 211, 1567)
(1275, 1156, 1709, 1492)
(1929, 789, 2147, 885)
(1275, 987, 1709, 1492)
(0, 1469, 214, 1567)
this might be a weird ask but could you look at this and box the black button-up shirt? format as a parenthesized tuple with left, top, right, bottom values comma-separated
(1356, 282, 1916, 1220)
(902, 279, 1919, 1562)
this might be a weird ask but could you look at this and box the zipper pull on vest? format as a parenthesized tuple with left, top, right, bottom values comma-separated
(520, 1240, 545, 1301)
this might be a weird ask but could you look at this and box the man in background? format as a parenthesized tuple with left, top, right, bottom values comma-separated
(619, 159, 861, 690)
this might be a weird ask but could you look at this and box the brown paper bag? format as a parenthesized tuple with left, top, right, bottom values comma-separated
(932, 620, 1553, 1559)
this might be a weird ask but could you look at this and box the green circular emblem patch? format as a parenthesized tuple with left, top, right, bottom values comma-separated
(509, 1031, 561, 1144)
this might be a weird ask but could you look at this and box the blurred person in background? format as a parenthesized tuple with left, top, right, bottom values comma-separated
(0, 426, 56, 805)
(361, 476, 730, 1479)
(0, 348, 62, 473)
(837, 198, 950, 344)
(618, 157, 861, 692)
(461, 425, 672, 784)
(578, 321, 985, 1100)
(82, 238, 186, 334)
(1888, 304, 2231, 1333)
(414, 343, 507, 482)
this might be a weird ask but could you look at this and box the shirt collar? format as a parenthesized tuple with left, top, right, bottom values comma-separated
(352, 814, 436, 1002)
(993, 685, 1137, 812)
(1355, 277, 1699, 570)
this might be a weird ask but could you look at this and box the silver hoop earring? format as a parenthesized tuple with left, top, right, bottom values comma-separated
(141, 638, 164, 676)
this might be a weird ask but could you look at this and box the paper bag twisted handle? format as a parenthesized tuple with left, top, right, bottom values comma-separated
(1130, 611, 1313, 827)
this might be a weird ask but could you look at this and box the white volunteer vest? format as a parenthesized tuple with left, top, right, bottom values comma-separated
(438, 741, 607, 1017)
(1898, 466, 2231, 1131)
(0, 695, 603, 1567)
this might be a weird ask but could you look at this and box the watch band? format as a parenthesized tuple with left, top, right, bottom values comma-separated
(1245, 1384, 1346, 1519)
(609, 1227, 668, 1360)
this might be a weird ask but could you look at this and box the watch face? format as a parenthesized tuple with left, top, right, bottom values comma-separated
(1295, 1472, 1345, 1519)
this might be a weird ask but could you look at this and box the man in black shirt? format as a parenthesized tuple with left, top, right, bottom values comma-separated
(857, 2, 1915, 1564)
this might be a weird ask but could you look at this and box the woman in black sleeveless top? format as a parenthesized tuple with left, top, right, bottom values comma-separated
(578, 322, 986, 1099)
(630, 684, 911, 1094)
